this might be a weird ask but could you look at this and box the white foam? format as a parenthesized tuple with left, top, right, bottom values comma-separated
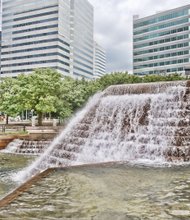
(13, 84, 189, 183)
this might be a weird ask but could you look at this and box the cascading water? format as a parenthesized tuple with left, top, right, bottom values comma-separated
(14, 81, 190, 182)
(2, 139, 51, 155)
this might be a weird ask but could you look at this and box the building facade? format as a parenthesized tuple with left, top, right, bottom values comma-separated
(70, 0, 94, 79)
(1, 0, 96, 79)
(93, 41, 106, 78)
(133, 5, 190, 75)
(1, 0, 71, 77)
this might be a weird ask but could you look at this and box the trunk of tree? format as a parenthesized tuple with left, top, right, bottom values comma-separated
(38, 112, 43, 126)
(6, 115, 9, 125)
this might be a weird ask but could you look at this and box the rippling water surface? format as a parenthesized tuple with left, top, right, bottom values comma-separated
(0, 153, 34, 199)
(1, 162, 190, 220)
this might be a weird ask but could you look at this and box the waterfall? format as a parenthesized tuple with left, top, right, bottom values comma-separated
(14, 81, 190, 182)
(2, 139, 51, 155)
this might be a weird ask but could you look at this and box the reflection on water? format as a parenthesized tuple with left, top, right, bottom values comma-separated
(1, 164, 190, 219)
(0, 153, 34, 199)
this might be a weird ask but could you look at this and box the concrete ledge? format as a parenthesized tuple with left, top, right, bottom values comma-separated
(0, 135, 29, 149)
(0, 168, 55, 208)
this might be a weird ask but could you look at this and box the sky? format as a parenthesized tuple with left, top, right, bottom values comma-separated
(88, 0, 190, 73)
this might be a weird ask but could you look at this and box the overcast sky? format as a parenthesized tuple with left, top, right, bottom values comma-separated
(88, 0, 190, 73)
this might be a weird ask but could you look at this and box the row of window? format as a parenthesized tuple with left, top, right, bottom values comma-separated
(134, 42, 189, 56)
(1, 66, 70, 74)
(74, 35, 94, 51)
(12, 24, 58, 35)
(134, 34, 188, 48)
(13, 31, 58, 41)
(56, 66, 70, 74)
(1, 59, 70, 68)
(58, 38, 70, 47)
(72, 4, 93, 27)
(134, 18, 188, 35)
(75, 44, 93, 56)
(2, 17, 58, 30)
(1, 52, 70, 62)
(134, 50, 189, 63)
(134, 58, 189, 69)
(95, 63, 105, 72)
(75, 47, 93, 59)
(95, 62, 106, 70)
(2, 38, 70, 54)
(95, 52, 106, 60)
(134, 67, 184, 75)
(134, 9, 188, 28)
(74, 60, 93, 70)
(75, 54, 93, 66)
(1, 45, 70, 56)
(95, 58, 106, 65)
(94, 70, 105, 75)
(95, 60, 106, 68)
(134, 26, 188, 45)
(96, 46, 105, 53)
(2, 4, 57, 17)
(72, 9, 93, 31)
(2, 0, 57, 13)
(73, 66, 93, 75)
(3, 10, 58, 24)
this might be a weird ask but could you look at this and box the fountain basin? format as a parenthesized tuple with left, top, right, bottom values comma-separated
(0, 135, 29, 150)
(1, 163, 190, 219)
(10, 80, 190, 183)
(0, 153, 34, 201)
(0, 137, 14, 150)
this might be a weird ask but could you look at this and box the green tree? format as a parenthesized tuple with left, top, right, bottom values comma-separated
(0, 69, 186, 126)
(96, 72, 185, 90)
(55, 77, 90, 119)
(97, 72, 143, 90)
(17, 68, 62, 126)
(0, 77, 20, 124)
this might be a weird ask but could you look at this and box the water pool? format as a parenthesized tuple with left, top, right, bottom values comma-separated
(0, 163, 190, 219)
(0, 153, 34, 199)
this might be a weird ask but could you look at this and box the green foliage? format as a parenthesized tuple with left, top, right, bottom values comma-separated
(18, 69, 62, 125)
(0, 77, 21, 117)
(0, 68, 186, 125)
(96, 72, 186, 90)
(19, 68, 62, 113)
(97, 72, 142, 89)
(142, 73, 185, 83)
(55, 77, 97, 119)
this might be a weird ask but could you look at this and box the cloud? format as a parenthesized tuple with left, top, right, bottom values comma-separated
(88, 0, 190, 73)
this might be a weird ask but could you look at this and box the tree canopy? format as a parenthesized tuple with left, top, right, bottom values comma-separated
(0, 68, 186, 125)
(0, 77, 21, 124)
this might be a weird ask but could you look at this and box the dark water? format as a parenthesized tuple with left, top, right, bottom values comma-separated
(0, 153, 34, 199)
(0, 162, 190, 220)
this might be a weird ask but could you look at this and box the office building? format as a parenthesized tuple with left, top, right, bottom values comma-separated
(133, 5, 190, 75)
(1, 0, 71, 77)
(70, 0, 94, 79)
(93, 41, 106, 78)
(1, 0, 95, 79)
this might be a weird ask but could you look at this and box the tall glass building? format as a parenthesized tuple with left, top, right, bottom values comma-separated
(1, 0, 96, 79)
(1, 0, 71, 77)
(133, 5, 190, 75)
(93, 41, 106, 78)
(70, 0, 94, 79)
